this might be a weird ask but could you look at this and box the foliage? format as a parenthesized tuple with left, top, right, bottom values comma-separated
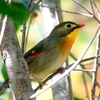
(0, 0, 26, 29)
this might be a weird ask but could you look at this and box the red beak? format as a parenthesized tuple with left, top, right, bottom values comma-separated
(78, 24, 85, 28)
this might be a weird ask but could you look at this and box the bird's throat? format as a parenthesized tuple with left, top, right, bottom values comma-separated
(60, 29, 78, 55)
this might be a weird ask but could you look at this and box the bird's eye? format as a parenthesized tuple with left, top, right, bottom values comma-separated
(66, 24, 71, 28)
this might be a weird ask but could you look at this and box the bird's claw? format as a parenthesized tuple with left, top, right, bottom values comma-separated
(57, 67, 65, 74)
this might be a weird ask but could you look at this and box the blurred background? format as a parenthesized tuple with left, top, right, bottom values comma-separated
(0, 0, 100, 100)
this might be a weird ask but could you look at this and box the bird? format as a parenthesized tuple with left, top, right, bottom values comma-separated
(0, 21, 85, 92)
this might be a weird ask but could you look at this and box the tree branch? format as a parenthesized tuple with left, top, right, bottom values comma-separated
(0, 16, 34, 100)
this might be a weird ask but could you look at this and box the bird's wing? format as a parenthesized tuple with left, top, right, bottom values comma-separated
(24, 36, 56, 64)
(24, 38, 48, 64)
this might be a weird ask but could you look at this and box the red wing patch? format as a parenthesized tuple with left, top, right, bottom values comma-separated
(25, 51, 41, 60)
(30, 51, 41, 58)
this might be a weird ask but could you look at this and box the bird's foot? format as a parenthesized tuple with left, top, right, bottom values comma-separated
(31, 74, 45, 89)
(38, 81, 45, 89)
(57, 67, 65, 74)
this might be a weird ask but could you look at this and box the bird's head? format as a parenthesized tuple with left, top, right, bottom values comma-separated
(50, 21, 85, 37)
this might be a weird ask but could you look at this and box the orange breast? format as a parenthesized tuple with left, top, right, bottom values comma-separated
(60, 29, 78, 56)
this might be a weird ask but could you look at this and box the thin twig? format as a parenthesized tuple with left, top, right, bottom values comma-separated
(73, 0, 92, 15)
(21, 0, 34, 54)
(27, 0, 33, 13)
(89, 0, 100, 23)
(70, 53, 92, 77)
(90, 0, 95, 16)
(70, 53, 99, 89)
(92, 0, 100, 14)
(39, 4, 93, 17)
(25, 11, 36, 52)
(21, 0, 41, 54)
(21, 0, 31, 53)
(74, 69, 95, 72)
(29, 0, 42, 14)
(90, 0, 100, 23)
(21, 22, 27, 54)
(70, 55, 100, 65)
(73, 0, 100, 24)
(91, 26, 100, 100)
(93, 16, 100, 24)
(56, 2, 63, 22)
(82, 72, 90, 100)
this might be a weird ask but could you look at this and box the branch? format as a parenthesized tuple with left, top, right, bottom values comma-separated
(91, 25, 100, 100)
(0, 16, 34, 100)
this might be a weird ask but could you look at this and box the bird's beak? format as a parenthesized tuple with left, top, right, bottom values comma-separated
(78, 24, 85, 28)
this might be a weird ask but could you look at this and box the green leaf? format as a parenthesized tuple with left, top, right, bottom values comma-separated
(0, 0, 27, 30)
(1, 65, 8, 80)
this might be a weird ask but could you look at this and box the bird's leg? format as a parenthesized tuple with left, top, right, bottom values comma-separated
(31, 74, 45, 89)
